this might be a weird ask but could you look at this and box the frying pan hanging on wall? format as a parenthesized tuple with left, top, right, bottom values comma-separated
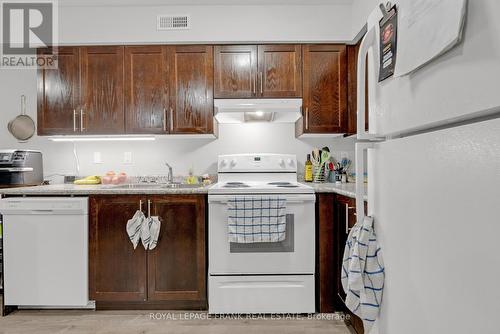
(8, 95, 35, 142)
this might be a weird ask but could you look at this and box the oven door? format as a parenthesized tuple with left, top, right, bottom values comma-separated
(208, 193, 316, 275)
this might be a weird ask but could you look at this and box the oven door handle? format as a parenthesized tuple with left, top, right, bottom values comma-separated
(0, 167, 34, 172)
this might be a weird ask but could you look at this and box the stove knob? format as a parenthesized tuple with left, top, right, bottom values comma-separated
(220, 159, 228, 168)
(287, 159, 295, 167)
(230, 160, 237, 168)
(279, 159, 285, 167)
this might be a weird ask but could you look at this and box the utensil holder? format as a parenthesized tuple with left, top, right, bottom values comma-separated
(313, 165, 326, 183)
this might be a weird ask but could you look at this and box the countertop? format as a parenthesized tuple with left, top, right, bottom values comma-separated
(301, 182, 367, 200)
(0, 183, 212, 195)
(0, 182, 367, 199)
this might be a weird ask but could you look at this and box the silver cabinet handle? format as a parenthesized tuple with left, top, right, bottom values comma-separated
(345, 204, 356, 235)
(73, 109, 77, 132)
(147, 199, 151, 218)
(139, 200, 143, 212)
(169, 107, 174, 132)
(305, 107, 309, 130)
(252, 73, 256, 95)
(80, 109, 85, 132)
(163, 108, 167, 132)
(260, 72, 263, 95)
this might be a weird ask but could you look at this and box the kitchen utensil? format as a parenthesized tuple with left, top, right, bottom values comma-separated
(320, 150, 330, 165)
(311, 148, 321, 166)
(8, 95, 36, 142)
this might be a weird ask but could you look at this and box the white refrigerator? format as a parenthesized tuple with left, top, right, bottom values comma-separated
(355, 1, 500, 333)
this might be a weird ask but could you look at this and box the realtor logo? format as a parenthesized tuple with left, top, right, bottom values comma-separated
(1, 0, 58, 69)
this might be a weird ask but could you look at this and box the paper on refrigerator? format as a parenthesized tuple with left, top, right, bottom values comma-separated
(394, 0, 467, 77)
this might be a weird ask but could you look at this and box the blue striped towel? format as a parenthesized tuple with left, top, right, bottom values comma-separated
(227, 196, 287, 243)
(341, 216, 385, 333)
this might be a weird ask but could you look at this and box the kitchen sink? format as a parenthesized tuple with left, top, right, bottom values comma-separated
(113, 183, 203, 189)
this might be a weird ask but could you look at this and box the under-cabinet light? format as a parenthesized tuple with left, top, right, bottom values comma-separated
(48, 136, 156, 142)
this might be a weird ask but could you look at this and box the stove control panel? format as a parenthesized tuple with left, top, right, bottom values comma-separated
(218, 154, 297, 173)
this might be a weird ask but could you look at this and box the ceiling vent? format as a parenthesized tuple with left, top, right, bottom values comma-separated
(157, 15, 190, 30)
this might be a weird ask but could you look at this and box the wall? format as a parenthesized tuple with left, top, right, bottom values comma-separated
(350, 0, 380, 38)
(58, 4, 353, 44)
(0, 3, 358, 181)
(0, 58, 355, 182)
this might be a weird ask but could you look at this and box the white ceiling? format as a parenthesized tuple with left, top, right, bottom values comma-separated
(59, 0, 353, 7)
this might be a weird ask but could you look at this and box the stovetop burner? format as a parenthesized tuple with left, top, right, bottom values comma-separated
(276, 184, 299, 188)
(223, 182, 250, 188)
(267, 182, 292, 186)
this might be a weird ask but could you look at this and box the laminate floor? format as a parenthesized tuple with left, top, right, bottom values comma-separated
(0, 310, 352, 334)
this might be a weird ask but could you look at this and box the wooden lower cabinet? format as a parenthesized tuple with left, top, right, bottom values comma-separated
(147, 195, 206, 303)
(89, 195, 206, 310)
(317, 193, 365, 334)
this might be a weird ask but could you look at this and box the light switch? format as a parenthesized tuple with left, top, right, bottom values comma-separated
(123, 152, 132, 164)
(93, 152, 102, 164)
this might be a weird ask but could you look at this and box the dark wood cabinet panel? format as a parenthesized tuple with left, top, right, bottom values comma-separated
(316, 193, 336, 313)
(168, 45, 214, 134)
(147, 195, 206, 305)
(334, 195, 365, 334)
(89, 196, 147, 302)
(124, 46, 168, 134)
(37, 47, 81, 135)
(214, 45, 257, 98)
(301, 44, 347, 134)
(258, 44, 302, 97)
(81, 46, 125, 134)
(316, 193, 365, 333)
(89, 195, 206, 310)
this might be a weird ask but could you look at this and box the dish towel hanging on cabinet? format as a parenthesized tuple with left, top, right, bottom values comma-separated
(341, 215, 385, 333)
(227, 196, 287, 243)
(126, 210, 146, 249)
(126, 210, 161, 250)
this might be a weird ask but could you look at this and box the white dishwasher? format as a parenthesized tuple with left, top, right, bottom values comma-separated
(0, 197, 89, 308)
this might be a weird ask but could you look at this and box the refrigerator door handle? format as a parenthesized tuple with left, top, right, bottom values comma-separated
(355, 142, 375, 223)
(357, 26, 381, 141)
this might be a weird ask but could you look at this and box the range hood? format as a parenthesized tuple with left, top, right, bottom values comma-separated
(214, 98, 302, 123)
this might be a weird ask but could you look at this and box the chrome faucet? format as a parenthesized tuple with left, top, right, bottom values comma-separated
(165, 162, 173, 183)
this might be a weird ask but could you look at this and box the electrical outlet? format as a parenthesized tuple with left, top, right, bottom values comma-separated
(340, 151, 348, 160)
(93, 152, 102, 164)
(123, 152, 132, 164)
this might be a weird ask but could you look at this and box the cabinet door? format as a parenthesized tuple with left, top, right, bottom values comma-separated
(168, 45, 214, 134)
(147, 195, 206, 305)
(317, 193, 336, 313)
(124, 46, 168, 134)
(335, 195, 364, 334)
(81, 46, 125, 134)
(37, 47, 80, 135)
(257, 45, 302, 97)
(302, 45, 347, 133)
(214, 45, 257, 98)
(89, 196, 147, 302)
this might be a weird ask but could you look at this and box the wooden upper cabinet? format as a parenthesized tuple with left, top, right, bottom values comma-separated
(89, 196, 147, 302)
(80, 46, 125, 134)
(147, 195, 206, 304)
(258, 45, 302, 97)
(300, 44, 347, 134)
(214, 44, 302, 98)
(124, 46, 168, 134)
(168, 45, 214, 134)
(37, 47, 81, 135)
(214, 45, 257, 98)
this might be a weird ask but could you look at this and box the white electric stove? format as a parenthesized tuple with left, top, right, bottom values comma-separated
(208, 154, 316, 314)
